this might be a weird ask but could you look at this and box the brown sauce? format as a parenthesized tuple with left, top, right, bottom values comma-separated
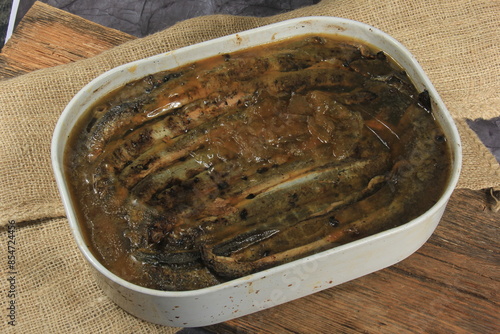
(65, 34, 451, 291)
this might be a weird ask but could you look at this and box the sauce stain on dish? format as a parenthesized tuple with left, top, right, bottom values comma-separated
(127, 65, 138, 73)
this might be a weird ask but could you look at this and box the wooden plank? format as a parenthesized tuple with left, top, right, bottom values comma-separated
(0, 1, 135, 80)
(207, 188, 500, 333)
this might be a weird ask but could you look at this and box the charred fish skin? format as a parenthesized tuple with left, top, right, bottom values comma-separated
(86, 71, 185, 161)
(118, 88, 380, 250)
(199, 100, 449, 280)
(65, 35, 452, 290)
(87, 42, 370, 165)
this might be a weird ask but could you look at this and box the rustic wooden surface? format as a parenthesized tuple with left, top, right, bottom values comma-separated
(0, 1, 135, 80)
(1, 2, 498, 333)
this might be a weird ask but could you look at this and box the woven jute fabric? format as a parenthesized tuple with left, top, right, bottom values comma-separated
(0, 0, 499, 333)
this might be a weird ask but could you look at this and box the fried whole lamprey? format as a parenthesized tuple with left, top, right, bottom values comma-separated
(65, 35, 451, 291)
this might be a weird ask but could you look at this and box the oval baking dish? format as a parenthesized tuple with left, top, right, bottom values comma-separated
(52, 16, 462, 327)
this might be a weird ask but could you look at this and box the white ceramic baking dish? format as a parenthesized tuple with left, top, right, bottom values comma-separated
(51, 16, 462, 327)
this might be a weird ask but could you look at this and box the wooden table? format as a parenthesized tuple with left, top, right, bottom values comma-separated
(2, 2, 498, 333)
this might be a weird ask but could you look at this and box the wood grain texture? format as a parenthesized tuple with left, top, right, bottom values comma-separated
(0, 1, 135, 80)
(1, 3, 498, 333)
(206, 188, 499, 334)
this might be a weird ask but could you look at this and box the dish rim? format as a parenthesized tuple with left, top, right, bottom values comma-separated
(51, 15, 462, 297)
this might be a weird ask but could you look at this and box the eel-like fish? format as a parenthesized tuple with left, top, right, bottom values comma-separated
(65, 34, 451, 291)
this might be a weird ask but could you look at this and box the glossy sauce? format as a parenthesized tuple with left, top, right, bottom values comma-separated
(65, 35, 451, 290)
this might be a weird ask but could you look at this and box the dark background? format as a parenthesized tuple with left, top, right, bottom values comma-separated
(8, 0, 320, 38)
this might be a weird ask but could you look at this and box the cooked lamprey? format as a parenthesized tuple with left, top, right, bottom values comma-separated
(65, 34, 451, 291)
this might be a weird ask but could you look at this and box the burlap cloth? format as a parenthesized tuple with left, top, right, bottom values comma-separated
(0, 0, 498, 333)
